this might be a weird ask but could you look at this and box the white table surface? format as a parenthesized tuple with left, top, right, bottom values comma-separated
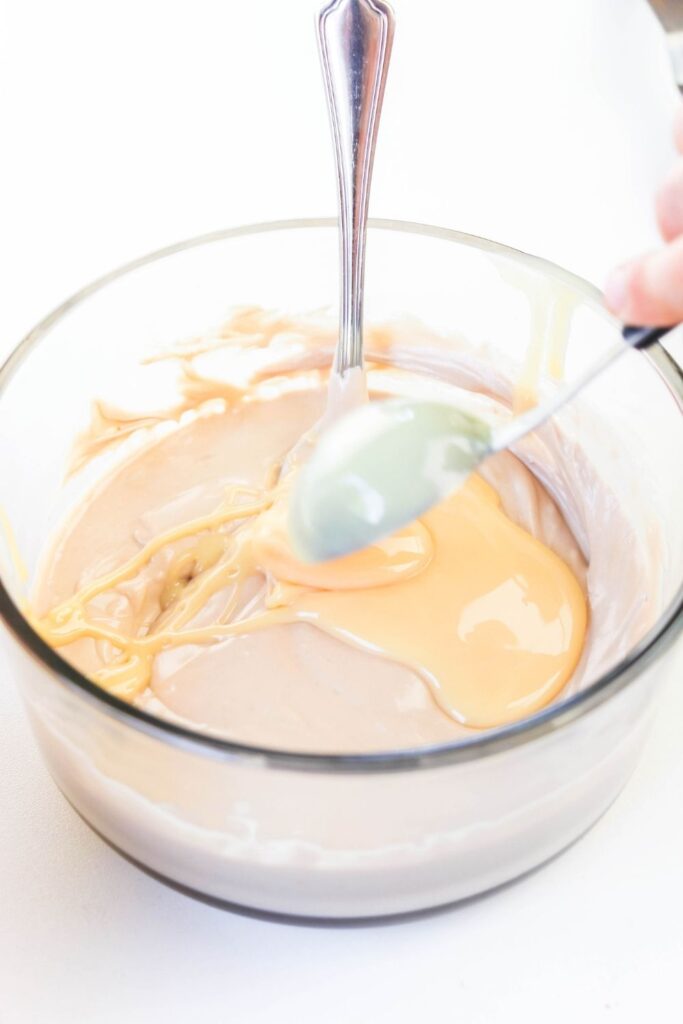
(1, 1, 683, 1021)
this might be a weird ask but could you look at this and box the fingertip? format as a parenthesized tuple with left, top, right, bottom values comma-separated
(604, 262, 634, 319)
(605, 247, 683, 327)
(656, 160, 683, 241)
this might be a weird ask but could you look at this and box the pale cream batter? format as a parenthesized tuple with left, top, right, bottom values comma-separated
(26, 310, 653, 752)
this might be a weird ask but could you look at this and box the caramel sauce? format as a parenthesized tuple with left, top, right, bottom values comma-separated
(29, 310, 588, 731)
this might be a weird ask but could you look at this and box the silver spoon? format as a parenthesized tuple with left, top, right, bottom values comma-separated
(317, 0, 395, 381)
(289, 324, 673, 562)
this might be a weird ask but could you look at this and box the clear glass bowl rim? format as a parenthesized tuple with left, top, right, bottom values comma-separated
(1, 217, 682, 774)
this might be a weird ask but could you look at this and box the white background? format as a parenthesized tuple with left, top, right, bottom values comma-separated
(1, 0, 683, 1021)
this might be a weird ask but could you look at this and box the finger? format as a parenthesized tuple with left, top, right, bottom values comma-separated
(604, 240, 683, 325)
(657, 159, 683, 241)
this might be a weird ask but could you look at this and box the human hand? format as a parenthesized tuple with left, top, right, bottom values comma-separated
(605, 106, 683, 326)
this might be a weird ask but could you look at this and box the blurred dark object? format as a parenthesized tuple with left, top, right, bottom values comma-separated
(648, 0, 683, 91)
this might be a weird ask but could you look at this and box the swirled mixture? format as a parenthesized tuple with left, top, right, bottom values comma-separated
(28, 309, 652, 752)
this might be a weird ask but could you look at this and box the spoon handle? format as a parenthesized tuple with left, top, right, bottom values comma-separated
(317, 0, 395, 376)
(492, 323, 676, 453)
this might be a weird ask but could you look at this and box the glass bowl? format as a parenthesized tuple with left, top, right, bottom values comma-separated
(1, 219, 682, 920)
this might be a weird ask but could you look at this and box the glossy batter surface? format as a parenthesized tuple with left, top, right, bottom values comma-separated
(32, 350, 588, 746)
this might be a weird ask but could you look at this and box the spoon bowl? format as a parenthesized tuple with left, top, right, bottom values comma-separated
(289, 398, 491, 562)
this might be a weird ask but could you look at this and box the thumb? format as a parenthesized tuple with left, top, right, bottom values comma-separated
(604, 240, 683, 326)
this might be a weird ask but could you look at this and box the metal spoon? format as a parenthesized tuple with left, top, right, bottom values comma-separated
(289, 324, 673, 562)
(317, 0, 395, 379)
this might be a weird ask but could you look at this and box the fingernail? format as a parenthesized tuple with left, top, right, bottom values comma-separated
(604, 264, 632, 316)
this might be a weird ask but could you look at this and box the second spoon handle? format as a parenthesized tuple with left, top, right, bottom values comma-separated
(493, 324, 673, 452)
(317, 0, 395, 376)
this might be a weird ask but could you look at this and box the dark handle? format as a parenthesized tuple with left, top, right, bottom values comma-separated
(623, 324, 674, 349)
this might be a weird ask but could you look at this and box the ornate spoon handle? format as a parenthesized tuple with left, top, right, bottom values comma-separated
(317, 0, 395, 376)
